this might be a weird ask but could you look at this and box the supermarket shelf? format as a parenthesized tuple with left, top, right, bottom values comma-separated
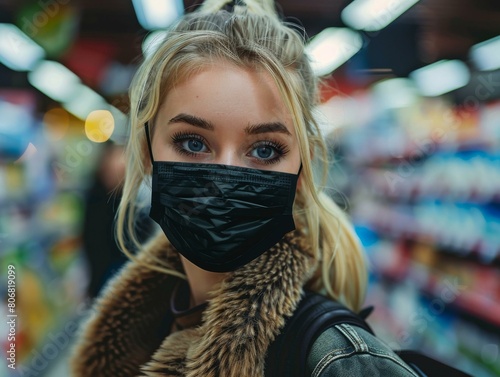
(358, 167, 500, 206)
(366, 232, 500, 328)
(354, 200, 500, 265)
(379, 230, 500, 268)
(339, 84, 500, 377)
(345, 135, 500, 167)
(16, 310, 85, 377)
(455, 291, 500, 330)
(366, 272, 499, 377)
(375, 268, 500, 331)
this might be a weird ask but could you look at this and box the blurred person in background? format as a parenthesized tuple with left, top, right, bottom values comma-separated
(81, 141, 128, 298)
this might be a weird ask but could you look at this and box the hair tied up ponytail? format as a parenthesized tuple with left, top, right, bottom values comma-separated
(200, 0, 277, 18)
(223, 0, 247, 12)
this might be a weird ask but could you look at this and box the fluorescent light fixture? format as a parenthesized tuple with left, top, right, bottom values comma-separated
(63, 84, 107, 120)
(28, 60, 81, 102)
(142, 30, 168, 58)
(341, 0, 419, 31)
(0, 23, 45, 71)
(305, 28, 362, 76)
(316, 96, 357, 134)
(132, 0, 184, 30)
(372, 78, 419, 109)
(410, 60, 470, 97)
(108, 105, 129, 144)
(108, 105, 128, 127)
(470, 35, 500, 71)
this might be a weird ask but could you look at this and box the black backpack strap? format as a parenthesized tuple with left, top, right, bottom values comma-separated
(265, 291, 374, 377)
(396, 350, 473, 377)
(265, 291, 474, 377)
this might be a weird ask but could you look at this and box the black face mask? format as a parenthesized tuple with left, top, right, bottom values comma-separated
(145, 124, 301, 272)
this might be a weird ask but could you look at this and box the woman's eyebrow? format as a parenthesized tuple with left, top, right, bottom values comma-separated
(169, 113, 215, 130)
(244, 122, 292, 136)
(168, 113, 291, 136)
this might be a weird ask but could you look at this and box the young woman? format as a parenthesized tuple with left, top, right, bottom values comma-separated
(71, 1, 419, 376)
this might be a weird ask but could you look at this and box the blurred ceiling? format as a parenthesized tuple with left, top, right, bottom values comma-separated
(0, 0, 352, 65)
(0, 0, 499, 106)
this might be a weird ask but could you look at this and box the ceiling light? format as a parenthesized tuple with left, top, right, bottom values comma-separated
(132, 0, 184, 30)
(470, 35, 500, 71)
(63, 84, 107, 120)
(0, 23, 45, 71)
(108, 105, 129, 144)
(316, 96, 359, 134)
(372, 78, 419, 109)
(410, 60, 470, 97)
(341, 0, 419, 31)
(28, 60, 81, 102)
(306, 28, 362, 76)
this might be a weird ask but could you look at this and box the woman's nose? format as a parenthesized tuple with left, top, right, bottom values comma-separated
(215, 149, 245, 167)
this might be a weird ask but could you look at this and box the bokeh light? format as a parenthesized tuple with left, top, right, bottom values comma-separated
(84, 110, 114, 143)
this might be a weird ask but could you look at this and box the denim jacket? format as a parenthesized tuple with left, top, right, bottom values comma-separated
(306, 324, 420, 377)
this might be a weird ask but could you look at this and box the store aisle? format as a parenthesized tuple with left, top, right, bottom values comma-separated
(1, 0, 499, 376)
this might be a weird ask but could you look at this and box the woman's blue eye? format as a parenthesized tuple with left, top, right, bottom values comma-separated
(252, 146, 275, 159)
(171, 132, 209, 157)
(183, 139, 206, 152)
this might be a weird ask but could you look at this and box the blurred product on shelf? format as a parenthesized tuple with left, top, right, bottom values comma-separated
(0, 92, 94, 374)
(362, 152, 500, 204)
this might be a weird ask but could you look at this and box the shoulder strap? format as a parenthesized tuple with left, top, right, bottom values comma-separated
(396, 350, 473, 377)
(265, 291, 374, 377)
(265, 291, 474, 377)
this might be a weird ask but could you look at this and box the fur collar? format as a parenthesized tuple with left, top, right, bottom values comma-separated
(71, 229, 317, 377)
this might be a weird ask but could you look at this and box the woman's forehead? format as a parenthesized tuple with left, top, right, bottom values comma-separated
(156, 63, 296, 134)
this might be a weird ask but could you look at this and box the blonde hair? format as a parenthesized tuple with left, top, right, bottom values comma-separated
(116, 0, 367, 311)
